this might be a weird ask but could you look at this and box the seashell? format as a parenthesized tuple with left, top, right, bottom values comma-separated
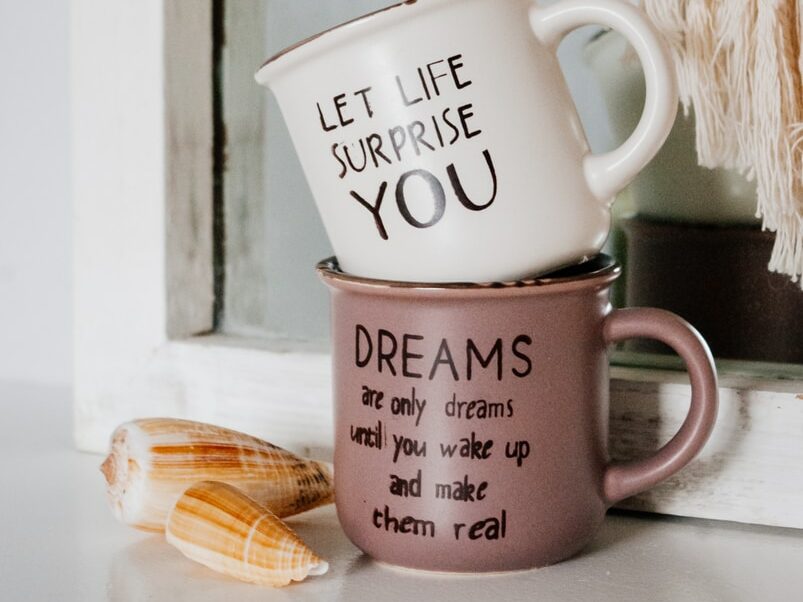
(166, 481, 329, 587)
(101, 418, 334, 532)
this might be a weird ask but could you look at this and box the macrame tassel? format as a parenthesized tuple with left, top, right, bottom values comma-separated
(714, 0, 756, 172)
(642, 0, 803, 286)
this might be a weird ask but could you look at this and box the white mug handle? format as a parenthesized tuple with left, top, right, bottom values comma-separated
(530, 0, 678, 203)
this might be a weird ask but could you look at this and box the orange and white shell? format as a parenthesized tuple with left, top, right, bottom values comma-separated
(101, 418, 334, 531)
(166, 481, 328, 587)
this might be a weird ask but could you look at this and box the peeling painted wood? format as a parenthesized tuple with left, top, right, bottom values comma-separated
(609, 370, 803, 528)
(164, 0, 215, 339)
(220, 0, 270, 334)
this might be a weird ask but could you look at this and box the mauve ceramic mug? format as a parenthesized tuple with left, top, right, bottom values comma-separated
(258, 0, 678, 283)
(318, 256, 718, 572)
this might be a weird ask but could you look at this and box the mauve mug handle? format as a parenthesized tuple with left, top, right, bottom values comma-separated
(529, 0, 678, 203)
(602, 308, 719, 505)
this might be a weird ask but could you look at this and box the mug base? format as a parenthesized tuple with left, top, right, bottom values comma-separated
(372, 559, 545, 578)
(346, 532, 593, 575)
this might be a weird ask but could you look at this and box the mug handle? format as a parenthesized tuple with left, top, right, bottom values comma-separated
(529, 0, 678, 203)
(601, 308, 719, 504)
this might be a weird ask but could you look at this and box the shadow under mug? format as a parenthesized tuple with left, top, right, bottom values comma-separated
(318, 255, 718, 573)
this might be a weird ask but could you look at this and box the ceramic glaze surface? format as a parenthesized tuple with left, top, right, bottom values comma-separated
(318, 257, 718, 572)
(258, 0, 678, 282)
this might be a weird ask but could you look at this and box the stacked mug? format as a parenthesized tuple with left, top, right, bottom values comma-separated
(256, 0, 718, 573)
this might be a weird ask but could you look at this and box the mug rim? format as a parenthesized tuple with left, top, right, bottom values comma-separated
(317, 255, 621, 297)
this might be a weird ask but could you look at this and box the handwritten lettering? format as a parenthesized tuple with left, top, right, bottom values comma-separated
(392, 434, 427, 464)
(373, 505, 436, 538)
(354, 327, 534, 382)
(350, 420, 384, 450)
(435, 475, 488, 502)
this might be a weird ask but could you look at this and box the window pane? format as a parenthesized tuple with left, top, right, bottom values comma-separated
(220, 3, 802, 370)
(587, 31, 803, 367)
(221, 0, 391, 344)
(221, 1, 609, 345)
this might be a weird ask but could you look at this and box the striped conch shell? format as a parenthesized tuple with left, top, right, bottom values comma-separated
(166, 481, 328, 587)
(101, 418, 334, 532)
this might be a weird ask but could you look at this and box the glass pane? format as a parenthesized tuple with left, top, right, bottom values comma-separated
(220, 1, 610, 346)
(221, 0, 396, 344)
(586, 31, 803, 368)
(220, 2, 802, 371)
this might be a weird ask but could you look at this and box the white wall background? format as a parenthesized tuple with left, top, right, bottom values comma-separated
(0, 0, 71, 387)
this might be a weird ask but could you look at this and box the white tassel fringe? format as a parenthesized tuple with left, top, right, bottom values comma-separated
(643, 0, 803, 286)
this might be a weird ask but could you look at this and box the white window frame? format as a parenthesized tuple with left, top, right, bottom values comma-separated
(73, 0, 803, 529)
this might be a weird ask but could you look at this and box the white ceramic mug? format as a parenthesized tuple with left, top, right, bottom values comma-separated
(256, 0, 678, 283)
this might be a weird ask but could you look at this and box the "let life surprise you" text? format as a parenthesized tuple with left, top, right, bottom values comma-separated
(314, 54, 498, 241)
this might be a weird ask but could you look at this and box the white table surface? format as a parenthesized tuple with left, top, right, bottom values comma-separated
(2, 382, 802, 602)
